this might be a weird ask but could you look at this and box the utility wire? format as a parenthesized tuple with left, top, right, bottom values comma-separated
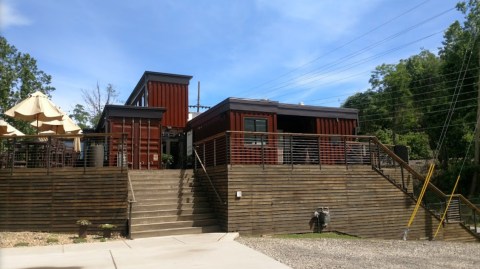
(244, 5, 454, 98)
(244, 0, 432, 93)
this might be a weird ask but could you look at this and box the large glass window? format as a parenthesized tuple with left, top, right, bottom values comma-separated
(244, 118, 267, 145)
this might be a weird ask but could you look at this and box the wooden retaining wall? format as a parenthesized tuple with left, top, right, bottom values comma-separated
(198, 165, 478, 241)
(0, 168, 128, 234)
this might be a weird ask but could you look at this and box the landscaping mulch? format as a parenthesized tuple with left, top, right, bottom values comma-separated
(0, 231, 123, 248)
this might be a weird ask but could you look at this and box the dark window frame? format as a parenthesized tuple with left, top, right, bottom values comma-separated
(244, 117, 268, 145)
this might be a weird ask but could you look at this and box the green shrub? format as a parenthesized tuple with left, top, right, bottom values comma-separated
(46, 237, 59, 244)
(73, 238, 87, 244)
(14, 242, 29, 247)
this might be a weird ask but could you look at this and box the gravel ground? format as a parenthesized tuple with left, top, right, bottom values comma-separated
(0, 232, 123, 248)
(236, 237, 480, 269)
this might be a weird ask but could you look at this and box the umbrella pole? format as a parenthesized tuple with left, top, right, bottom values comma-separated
(36, 115, 39, 134)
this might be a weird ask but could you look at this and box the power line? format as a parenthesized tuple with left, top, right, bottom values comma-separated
(243, 0, 432, 94)
(245, 6, 456, 99)
(261, 31, 445, 100)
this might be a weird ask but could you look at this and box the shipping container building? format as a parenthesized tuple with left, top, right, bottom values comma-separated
(187, 97, 359, 165)
(124, 71, 192, 168)
(97, 105, 165, 170)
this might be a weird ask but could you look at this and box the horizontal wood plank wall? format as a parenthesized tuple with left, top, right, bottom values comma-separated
(0, 168, 128, 234)
(225, 165, 478, 242)
(195, 165, 229, 231)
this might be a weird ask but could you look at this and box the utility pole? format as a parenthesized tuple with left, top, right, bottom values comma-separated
(197, 81, 200, 113)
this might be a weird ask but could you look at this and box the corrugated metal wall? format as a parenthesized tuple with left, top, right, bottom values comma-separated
(229, 111, 276, 131)
(148, 81, 188, 129)
(316, 118, 357, 135)
(108, 118, 162, 170)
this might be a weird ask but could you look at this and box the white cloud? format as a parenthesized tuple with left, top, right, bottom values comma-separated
(0, 1, 31, 30)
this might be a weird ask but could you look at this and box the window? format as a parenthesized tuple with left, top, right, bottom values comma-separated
(244, 118, 267, 145)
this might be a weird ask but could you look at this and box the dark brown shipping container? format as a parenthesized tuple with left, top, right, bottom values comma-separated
(125, 71, 192, 130)
(148, 81, 189, 129)
(97, 105, 165, 170)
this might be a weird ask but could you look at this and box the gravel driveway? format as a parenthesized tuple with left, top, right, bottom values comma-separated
(236, 237, 480, 269)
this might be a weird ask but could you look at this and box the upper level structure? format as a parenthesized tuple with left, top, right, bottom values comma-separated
(126, 71, 192, 130)
(187, 97, 359, 142)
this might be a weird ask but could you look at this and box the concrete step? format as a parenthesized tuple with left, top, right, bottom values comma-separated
(134, 196, 209, 205)
(130, 219, 218, 233)
(133, 201, 211, 211)
(133, 191, 207, 200)
(132, 185, 201, 194)
(130, 225, 220, 239)
(131, 213, 216, 225)
(131, 207, 213, 218)
(131, 182, 199, 189)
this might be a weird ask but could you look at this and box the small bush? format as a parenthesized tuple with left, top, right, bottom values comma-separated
(73, 238, 87, 244)
(14, 242, 29, 247)
(46, 237, 59, 244)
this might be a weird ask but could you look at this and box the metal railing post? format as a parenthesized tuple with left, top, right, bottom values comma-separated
(289, 135, 293, 170)
(47, 136, 51, 175)
(377, 142, 381, 170)
(344, 137, 348, 170)
(261, 134, 265, 169)
(368, 139, 372, 168)
(226, 132, 230, 168)
(121, 134, 125, 173)
(318, 137, 322, 170)
(83, 138, 87, 174)
(11, 138, 16, 175)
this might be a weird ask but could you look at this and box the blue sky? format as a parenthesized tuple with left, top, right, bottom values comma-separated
(1, 0, 465, 114)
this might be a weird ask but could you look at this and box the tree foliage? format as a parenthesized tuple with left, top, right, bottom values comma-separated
(72, 83, 119, 128)
(342, 1, 480, 196)
(0, 36, 55, 134)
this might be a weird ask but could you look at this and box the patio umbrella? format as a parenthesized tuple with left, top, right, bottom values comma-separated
(4, 91, 64, 133)
(31, 111, 81, 134)
(0, 119, 24, 136)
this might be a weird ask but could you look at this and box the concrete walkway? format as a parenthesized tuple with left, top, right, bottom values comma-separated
(0, 233, 290, 269)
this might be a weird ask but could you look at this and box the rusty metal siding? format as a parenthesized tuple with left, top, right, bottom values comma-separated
(229, 111, 275, 132)
(147, 81, 188, 129)
(316, 118, 357, 135)
(107, 117, 162, 170)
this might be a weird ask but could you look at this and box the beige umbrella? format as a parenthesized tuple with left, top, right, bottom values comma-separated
(5, 91, 64, 133)
(0, 119, 24, 136)
(31, 111, 81, 135)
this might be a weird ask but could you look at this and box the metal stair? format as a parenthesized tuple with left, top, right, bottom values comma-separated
(128, 169, 220, 238)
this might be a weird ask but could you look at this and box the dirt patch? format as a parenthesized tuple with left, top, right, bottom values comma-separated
(0, 231, 124, 248)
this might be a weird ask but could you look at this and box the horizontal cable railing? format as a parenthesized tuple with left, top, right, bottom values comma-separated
(0, 133, 128, 174)
(194, 131, 374, 168)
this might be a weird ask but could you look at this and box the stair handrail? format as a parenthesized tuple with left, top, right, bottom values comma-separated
(193, 147, 226, 206)
(370, 137, 480, 221)
(127, 172, 136, 203)
(126, 172, 136, 240)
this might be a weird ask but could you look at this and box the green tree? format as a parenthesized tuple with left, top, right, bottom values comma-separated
(69, 104, 90, 130)
(0, 36, 55, 134)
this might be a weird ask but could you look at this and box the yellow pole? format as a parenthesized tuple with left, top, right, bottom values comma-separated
(433, 174, 462, 239)
(403, 163, 435, 240)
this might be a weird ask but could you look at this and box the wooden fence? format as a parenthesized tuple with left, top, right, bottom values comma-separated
(0, 167, 128, 234)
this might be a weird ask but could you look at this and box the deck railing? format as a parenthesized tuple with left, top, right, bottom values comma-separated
(0, 133, 128, 174)
(194, 131, 374, 169)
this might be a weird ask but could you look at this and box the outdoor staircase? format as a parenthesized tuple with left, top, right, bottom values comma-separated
(128, 169, 220, 239)
(446, 197, 462, 223)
